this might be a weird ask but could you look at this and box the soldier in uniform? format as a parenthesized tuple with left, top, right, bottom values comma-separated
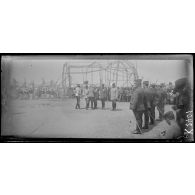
(156, 83, 167, 121)
(130, 79, 146, 134)
(83, 85, 89, 109)
(142, 81, 151, 129)
(149, 83, 158, 125)
(93, 86, 99, 109)
(172, 78, 191, 133)
(99, 84, 107, 109)
(88, 85, 95, 109)
(110, 83, 118, 110)
(74, 84, 81, 109)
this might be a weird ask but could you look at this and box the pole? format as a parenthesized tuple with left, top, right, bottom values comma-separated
(116, 61, 119, 86)
(68, 66, 71, 88)
(62, 64, 65, 97)
(91, 66, 93, 84)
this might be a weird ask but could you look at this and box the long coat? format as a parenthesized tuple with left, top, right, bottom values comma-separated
(83, 88, 89, 99)
(110, 87, 118, 101)
(130, 87, 146, 111)
(88, 87, 94, 97)
(156, 88, 167, 106)
(99, 88, 107, 99)
(144, 88, 156, 109)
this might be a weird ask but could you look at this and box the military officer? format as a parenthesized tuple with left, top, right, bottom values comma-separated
(83, 85, 89, 109)
(156, 83, 167, 121)
(172, 78, 191, 134)
(149, 83, 158, 125)
(74, 84, 81, 109)
(130, 79, 146, 134)
(110, 83, 118, 110)
(88, 85, 95, 109)
(99, 84, 107, 109)
(142, 81, 151, 129)
(93, 86, 99, 109)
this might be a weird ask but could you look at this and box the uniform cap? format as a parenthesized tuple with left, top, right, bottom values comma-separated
(174, 78, 188, 91)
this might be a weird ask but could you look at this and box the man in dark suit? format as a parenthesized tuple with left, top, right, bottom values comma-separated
(149, 83, 159, 125)
(156, 83, 167, 121)
(172, 78, 191, 134)
(130, 79, 146, 134)
(93, 86, 99, 109)
(99, 84, 107, 109)
(88, 85, 95, 109)
(142, 81, 151, 130)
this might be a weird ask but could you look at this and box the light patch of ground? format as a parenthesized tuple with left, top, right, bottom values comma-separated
(1, 98, 175, 139)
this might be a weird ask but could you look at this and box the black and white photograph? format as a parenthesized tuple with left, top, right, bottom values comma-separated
(1, 54, 193, 142)
(1, 1, 195, 195)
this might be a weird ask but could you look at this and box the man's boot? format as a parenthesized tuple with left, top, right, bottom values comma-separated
(142, 126, 149, 130)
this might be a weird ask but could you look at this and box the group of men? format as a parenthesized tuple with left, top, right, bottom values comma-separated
(130, 79, 167, 134)
(130, 78, 192, 137)
(118, 87, 133, 102)
(74, 83, 118, 110)
(74, 80, 169, 121)
(74, 77, 192, 138)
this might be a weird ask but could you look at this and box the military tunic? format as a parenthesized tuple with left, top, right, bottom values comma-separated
(110, 87, 118, 110)
(130, 87, 146, 130)
(99, 87, 107, 109)
(156, 88, 167, 120)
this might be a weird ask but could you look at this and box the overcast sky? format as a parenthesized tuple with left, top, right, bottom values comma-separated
(10, 58, 187, 86)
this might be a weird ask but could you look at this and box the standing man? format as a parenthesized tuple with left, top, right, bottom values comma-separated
(75, 84, 81, 109)
(172, 78, 191, 131)
(130, 79, 146, 134)
(99, 84, 107, 109)
(110, 83, 118, 110)
(149, 83, 158, 125)
(142, 81, 151, 130)
(88, 85, 95, 109)
(93, 86, 99, 109)
(83, 85, 89, 109)
(156, 83, 167, 121)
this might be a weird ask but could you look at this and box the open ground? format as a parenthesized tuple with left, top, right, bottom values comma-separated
(2, 98, 174, 139)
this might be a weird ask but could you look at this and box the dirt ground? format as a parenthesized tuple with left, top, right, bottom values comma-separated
(1, 98, 174, 139)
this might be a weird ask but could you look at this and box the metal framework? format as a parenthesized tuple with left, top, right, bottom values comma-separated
(62, 60, 139, 94)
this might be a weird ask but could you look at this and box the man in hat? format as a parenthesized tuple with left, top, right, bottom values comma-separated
(83, 84, 89, 109)
(142, 81, 151, 129)
(156, 83, 167, 121)
(130, 79, 146, 134)
(88, 85, 95, 109)
(149, 83, 158, 125)
(99, 84, 107, 109)
(75, 84, 81, 109)
(93, 86, 99, 109)
(172, 78, 191, 132)
(110, 83, 118, 110)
